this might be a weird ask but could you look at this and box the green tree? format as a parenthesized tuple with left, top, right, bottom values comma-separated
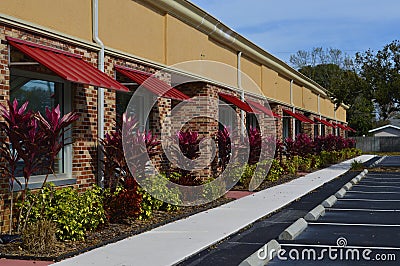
(355, 40, 400, 120)
(290, 47, 373, 136)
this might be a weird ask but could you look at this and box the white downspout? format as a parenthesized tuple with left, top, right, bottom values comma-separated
(93, 0, 105, 187)
(238, 51, 245, 137)
(290, 80, 295, 140)
(318, 94, 321, 136)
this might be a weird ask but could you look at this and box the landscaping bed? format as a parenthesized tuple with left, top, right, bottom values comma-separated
(0, 196, 232, 261)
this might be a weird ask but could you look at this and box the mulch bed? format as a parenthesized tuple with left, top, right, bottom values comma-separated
(0, 197, 233, 261)
(0, 170, 324, 261)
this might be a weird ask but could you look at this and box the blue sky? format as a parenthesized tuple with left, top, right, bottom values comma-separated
(189, 0, 400, 66)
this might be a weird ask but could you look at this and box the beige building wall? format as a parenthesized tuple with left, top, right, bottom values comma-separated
(241, 56, 262, 93)
(292, 82, 302, 107)
(166, 15, 237, 87)
(0, 0, 92, 41)
(320, 97, 335, 119)
(336, 106, 347, 122)
(302, 88, 318, 113)
(100, 0, 165, 63)
(0, 0, 344, 121)
(261, 66, 290, 104)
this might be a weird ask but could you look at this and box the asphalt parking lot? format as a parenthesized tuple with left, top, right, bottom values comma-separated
(180, 164, 363, 266)
(269, 156, 400, 265)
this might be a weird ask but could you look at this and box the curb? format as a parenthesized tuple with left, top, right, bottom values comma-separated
(304, 205, 325, 221)
(335, 188, 347, 198)
(343, 182, 353, 190)
(370, 156, 386, 168)
(278, 218, 308, 241)
(239, 240, 281, 266)
(321, 195, 337, 208)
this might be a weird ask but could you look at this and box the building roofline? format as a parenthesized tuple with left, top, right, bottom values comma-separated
(368, 124, 400, 133)
(144, 0, 333, 100)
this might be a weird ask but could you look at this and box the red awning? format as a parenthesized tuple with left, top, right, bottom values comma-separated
(7, 37, 129, 92)
(314, 117, 335, 128)
(218, 93, 254, 113)
(346, 125, 357, 132)
(282, 109, 314, 124)
(246, 99, 281, 118)
(333, 122, 348, 130)
(115, 65, 190, 101)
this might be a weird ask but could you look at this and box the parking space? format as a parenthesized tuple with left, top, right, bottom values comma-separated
(268, 156, 400, 265)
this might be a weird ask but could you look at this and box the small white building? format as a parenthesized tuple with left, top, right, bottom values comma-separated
(369, 125, 400, 137)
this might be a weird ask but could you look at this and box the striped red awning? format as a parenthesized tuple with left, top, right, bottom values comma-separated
(115, 65, 190, 101)
(246, 99, 281, 118)
(314, 117, 335, 128)
(7, 37, 129, 92)
(218, 93, 254, 113)
(283, 109, 314, 124)
(346, 125, 357, 132)
(333, 122, 348, 130)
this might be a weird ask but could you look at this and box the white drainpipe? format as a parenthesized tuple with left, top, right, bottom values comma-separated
(290, 80, 295, 140)
(93, 0, 105, 187)
(238, 51, 245, 137)
(318, 94, 321, 135)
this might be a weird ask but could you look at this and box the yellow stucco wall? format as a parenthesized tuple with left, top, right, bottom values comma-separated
(0, 0, 344, 119)
(292, 82, 302, 107)
(336, 106, 347, 122)
(261, 66, 290, 104)
(320, 97, 335, 119)
(100, 0, 165, 63)
(241, 56, 262, 92)
(302, 88, 318, 113)
(165, 15, 238, 87)
(0, 0, 92, 41)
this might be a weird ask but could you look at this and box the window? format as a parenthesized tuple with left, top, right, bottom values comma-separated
(116, 90, 152, 132)
(10, 70, 72, 178)
(282, 117, 290, 139)
(219, 103, 236, 131)
(295, 120, 302, 136)
(321, 124, 326, 136)
(246, 113, 259, 131)
(314, 124, 319, 137)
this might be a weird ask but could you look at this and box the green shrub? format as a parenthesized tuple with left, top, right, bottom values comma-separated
(267, 159, 285, 182)
(351, 160, 364, 170)
(138, 173, 180, 220)
(19, 183, 106, 241)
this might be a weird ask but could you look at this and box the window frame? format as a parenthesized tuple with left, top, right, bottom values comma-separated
(10, 69, 74, 190)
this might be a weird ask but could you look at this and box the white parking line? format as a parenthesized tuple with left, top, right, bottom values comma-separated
(348, 191, 400, 194)
(359, 181, 400, 184)
(327, 208, 400, 212)
(338, 199, 400, 202)
(354, 185, 400, 188)
(308, 222, 400, 227)
(281, 243, 400, 250)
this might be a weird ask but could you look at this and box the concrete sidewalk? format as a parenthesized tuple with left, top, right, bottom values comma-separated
(54, 155, 374, 266)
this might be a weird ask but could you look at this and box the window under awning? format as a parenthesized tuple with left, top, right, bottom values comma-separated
(314, 117, 335, 128)
(218, 93, 255, 113)
(246, 99, 281, 118)
(282, 109, 314, 124)
(7, 37, 129, 92)
(115, 65, 190, 101)
(333, 122, 349, 131)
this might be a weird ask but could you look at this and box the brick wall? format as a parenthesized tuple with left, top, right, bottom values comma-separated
(0, 25, 117, 232)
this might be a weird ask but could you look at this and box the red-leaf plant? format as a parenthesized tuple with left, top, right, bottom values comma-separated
(99, 114, 160, 222)
(0, 99, 79, 233)
(0, 99, 32, 233)
(217, 126, 231, 171)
